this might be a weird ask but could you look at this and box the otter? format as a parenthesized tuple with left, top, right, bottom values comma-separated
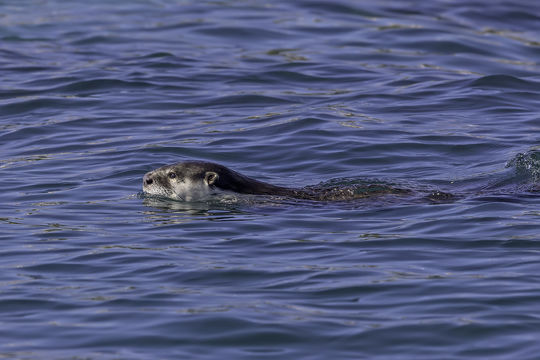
(143, 161, 296, 201)
(142, 160, 434, 202)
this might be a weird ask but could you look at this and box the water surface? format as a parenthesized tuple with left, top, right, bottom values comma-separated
(1, 1, 539, 359)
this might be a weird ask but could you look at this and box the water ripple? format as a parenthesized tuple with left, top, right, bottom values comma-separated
(1, 0, 539, 359)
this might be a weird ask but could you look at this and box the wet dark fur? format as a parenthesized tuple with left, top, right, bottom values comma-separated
(196, 161, 295, 196)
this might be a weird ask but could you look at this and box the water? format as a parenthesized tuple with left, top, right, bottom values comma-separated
(1, 0, 539, 358)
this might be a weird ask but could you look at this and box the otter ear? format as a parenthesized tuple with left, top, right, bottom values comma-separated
(204, 171, 219, 185)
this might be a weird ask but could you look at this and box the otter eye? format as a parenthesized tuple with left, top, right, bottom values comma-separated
(168, 172, 177, 179)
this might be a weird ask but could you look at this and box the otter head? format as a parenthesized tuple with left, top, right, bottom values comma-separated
(142, 161, 220, 201)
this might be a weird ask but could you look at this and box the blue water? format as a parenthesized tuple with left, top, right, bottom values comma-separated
(1, 0, 539, 358)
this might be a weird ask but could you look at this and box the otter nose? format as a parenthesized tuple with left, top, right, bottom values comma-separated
(144, 173, 153, 185)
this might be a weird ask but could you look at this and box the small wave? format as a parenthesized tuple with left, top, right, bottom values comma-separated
(203, 94, 295, 107)
(469, 75, 539, 91)
(506, 149, 540, 182)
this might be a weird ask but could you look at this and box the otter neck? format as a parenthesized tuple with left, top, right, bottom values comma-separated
(211, 168, 302, 197)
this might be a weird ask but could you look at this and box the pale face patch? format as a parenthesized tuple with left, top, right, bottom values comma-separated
(142, 184, 172, 198)
(142, 167, 219, 201)
(170, 178, 214, 201)
(142, 173, 174, 199)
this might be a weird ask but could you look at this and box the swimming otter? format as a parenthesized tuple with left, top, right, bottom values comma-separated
(142, 160, 419, 202)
